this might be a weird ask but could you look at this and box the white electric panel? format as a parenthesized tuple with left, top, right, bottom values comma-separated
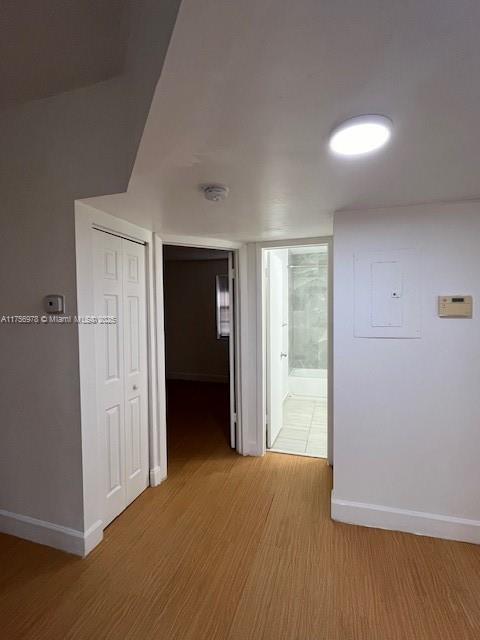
(371, 260, 403, 327)
(354, 249, 421, 338)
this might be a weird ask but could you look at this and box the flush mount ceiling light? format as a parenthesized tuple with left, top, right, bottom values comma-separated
(329, 115, 392, 156)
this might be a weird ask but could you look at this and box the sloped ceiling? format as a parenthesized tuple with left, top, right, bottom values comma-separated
(0, 0, 130, 110)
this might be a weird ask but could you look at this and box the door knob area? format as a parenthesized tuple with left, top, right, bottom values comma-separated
(280, 352, 288, 358)
(133, 385, 138, 390)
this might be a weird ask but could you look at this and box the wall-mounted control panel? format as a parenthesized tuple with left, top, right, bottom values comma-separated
(354, 249, 421, 338)
(44, 294, 65, 314)
(438, 295, 472, 318)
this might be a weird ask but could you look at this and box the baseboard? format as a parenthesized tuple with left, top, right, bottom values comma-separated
(150, 465, 167, 487)
(83, 520, 104, 555)
(0, 509, 103, 556)
(166, 372, 229, 383)
(331, 495, 480, 545)
(242, 440, 264, 456)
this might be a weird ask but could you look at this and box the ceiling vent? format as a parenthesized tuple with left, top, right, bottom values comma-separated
(201, 184, 229, 202)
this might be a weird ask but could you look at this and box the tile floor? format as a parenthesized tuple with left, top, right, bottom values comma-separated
(270, 394, 327, 458)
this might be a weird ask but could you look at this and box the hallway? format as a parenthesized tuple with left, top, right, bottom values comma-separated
(166, 380, 231, 459)
(0, 383, 479, 638)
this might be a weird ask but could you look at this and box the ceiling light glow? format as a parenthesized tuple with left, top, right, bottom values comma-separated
(329, 115, 392, 156)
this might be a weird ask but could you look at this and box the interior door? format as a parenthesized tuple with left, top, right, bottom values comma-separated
(228, 252, 236, 449)
(267, 251, 286, 447)
(94, 230, 149, 527)
(94, 231, 126, 525)
(122, 240, 149, 506)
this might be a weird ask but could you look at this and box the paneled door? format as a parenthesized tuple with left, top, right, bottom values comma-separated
(94, 230, 149, 527)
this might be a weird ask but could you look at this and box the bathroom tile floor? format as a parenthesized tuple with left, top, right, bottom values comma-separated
(270, 394, 327, 458)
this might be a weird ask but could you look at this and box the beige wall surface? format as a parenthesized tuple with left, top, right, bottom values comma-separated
(164, 259, 229, 383)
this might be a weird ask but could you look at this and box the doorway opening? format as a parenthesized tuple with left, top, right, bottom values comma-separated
(264, 243, 329, 458)
(162, 245, 237, 462)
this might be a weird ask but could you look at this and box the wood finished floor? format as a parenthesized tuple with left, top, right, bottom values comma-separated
(1, 380, 480, 639)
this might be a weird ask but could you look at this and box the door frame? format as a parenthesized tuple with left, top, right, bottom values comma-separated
(75, 202, 161, 553)
(265, 249, 289, 448)
(160, 233, 243, 455)
(256, 237, 333, 463)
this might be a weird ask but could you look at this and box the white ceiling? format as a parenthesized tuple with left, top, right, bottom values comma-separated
(87, 0, 480, 241)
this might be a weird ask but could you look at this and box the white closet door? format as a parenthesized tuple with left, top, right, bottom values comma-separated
(122, 238, 149, 506)
(94, 231, 149, 527)
(94, 231, 127, 526)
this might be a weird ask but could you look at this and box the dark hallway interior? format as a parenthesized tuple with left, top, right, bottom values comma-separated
(163, 244, 232, 462)
(166, 380, 231, 461)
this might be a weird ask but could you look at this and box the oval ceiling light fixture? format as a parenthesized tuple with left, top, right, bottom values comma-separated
(329, 115, 392, 157)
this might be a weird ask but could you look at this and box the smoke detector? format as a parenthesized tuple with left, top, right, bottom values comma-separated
(200, 184, 229, 202)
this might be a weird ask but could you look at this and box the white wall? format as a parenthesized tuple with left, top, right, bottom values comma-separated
(164, 258, 230, 383)
(0, 1, 180, 550)
(332, 202, 480, 543)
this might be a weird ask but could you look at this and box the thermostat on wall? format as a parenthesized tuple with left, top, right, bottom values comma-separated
(438, 295, 472, 318)
(44, 294, 65, 314)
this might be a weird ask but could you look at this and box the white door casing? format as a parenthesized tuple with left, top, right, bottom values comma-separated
(228, 252, 236, 448)
(94, 230, 149, 527)
(266, 250, 287, 447)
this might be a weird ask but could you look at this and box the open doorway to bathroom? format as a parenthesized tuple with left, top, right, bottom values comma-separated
(264, 243, 329, 458)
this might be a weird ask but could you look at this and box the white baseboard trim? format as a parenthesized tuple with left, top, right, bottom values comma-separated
(166, 372, 229, 384)
(83, 520, 104, 555)
(331, 495, 480, 545)
(0, 509, 103, 556)
(150, 465, 167, 487)
(242, 440, 264, 456)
